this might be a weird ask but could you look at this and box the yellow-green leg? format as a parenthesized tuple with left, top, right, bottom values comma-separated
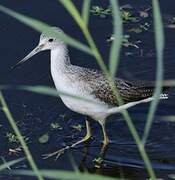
(101, 122, 109, 146)
(43, 118, 92, 159)
(93, 121, 109, 168)
(71, 119, 92, 147)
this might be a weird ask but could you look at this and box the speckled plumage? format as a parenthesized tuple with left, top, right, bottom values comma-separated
(64, 65, 168, 107)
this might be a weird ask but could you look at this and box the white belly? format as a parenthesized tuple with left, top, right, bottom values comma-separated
(60, 95, 109, 121)
(51, 72, 108, 120)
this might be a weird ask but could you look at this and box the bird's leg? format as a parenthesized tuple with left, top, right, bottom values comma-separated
(43, 118, 92, 159)
(94, 143, 109, 169)
(78, 144, 90, 170)
(93, 121, 109, 168)
(70, 119, 92, 147)
(101, 122, 110, 146)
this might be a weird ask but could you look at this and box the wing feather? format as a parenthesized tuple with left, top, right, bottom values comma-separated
(75, 67, 168, 106)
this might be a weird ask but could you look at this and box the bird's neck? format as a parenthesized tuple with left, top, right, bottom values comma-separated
(50, 44, 72, 91)
(50, 44, 71, 73)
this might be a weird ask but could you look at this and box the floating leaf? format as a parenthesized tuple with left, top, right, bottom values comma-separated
(50, 122, 63, 130)
(71, 124, 83, 132)
(38, 133, 49, 144)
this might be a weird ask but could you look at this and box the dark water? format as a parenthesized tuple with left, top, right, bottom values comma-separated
(0, 0, 175, 179)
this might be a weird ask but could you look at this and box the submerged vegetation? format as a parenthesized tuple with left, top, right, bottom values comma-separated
(0, 0, 174, 180)
(90, 5, 111, 18)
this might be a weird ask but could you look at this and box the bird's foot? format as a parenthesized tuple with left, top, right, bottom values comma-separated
(93, 156, 104, 168)
(93, 143, 109, 168)
(42, 132, 92, 160)
(42, 145, 71, 160)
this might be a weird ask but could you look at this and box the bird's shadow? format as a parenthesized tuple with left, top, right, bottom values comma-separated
(78, 142, 109, 171)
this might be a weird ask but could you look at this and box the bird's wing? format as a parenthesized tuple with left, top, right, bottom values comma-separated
(92, 78, 157, 106)
(77, 67, 168, 106)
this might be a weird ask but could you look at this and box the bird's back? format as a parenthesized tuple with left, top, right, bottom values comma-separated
(71, 66, 169, 107)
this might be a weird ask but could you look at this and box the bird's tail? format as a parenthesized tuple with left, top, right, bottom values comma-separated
(120, 80, 170, 103)
(106, 93, 168, 116)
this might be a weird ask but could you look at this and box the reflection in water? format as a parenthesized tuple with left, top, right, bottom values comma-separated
(79, 143, 109, 170)
(76, 134, 175, 179)
(77, 143, 148, 180)
(1, 100, 175, 179)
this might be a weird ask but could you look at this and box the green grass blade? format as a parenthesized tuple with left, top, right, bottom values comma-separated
(0, 5, 92, 56)
(59, 0, 86, 30)
(0, 92, 44, 180)
(0, 85, 105, 107)
(107, 97, 159, 115)
(19, 85, 106, 107)
(82, 0, 91, 25)
(160, 116, 175, 122)
(162, 80, 175, 86)
(142, 0, 164, 144)
(58, 0, 108, 74)
(168, 174, 175, 179)
(15, 170, 119, 180)
(0, 85, 161, 115)
(0, 158, 24, 171)
(109, 0, 123, 78)
(108, 1, 156, 178)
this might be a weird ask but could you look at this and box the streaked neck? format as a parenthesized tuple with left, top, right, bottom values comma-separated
(50, 44, 70, 72)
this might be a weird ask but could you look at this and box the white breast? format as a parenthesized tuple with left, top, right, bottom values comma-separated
(51, 70, 108, 120)
(50, 47, 109, 121)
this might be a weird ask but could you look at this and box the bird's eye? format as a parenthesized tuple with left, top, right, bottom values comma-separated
(48, 38, 54, 42)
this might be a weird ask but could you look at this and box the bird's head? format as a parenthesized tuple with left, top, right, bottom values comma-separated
(11, 27, 64, 69)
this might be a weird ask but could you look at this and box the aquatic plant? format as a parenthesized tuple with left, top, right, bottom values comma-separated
(107, 34, 140, 49)
(121, 10, 138, 22)
(90, 5, 111, 18)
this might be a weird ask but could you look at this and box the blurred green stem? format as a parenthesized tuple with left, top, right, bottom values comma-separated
(58, 0, 108, 74)
(59, 0, 156, 178)
(142, 0, 164, 144)
(82, 0, 91, 25)
(109, 0, 123, 77)
(0, 91, 44, 180)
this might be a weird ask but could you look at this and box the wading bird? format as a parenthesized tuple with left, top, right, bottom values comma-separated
(13, 27, 168, 158)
